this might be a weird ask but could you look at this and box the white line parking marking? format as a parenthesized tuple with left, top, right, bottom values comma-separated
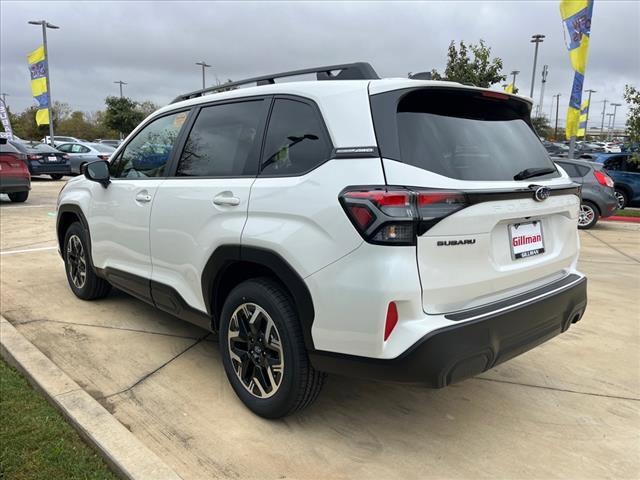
(0, 246, 57, 255)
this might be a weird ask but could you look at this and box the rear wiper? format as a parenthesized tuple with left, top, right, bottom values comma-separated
(513, 167, 556, 181)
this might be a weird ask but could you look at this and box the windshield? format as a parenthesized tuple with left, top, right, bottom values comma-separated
(372, 88, 559, 182)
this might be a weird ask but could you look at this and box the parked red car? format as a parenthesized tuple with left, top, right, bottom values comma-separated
(0, 138, 31, 202)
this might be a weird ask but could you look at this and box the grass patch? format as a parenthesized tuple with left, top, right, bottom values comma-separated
(614, 208, 640, 218)
(0, 358, 117, 480)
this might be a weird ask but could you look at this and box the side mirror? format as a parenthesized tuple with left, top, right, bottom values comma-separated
(84, 160, 111, 187)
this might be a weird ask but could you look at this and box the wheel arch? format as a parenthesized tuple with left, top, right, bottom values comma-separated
(202, 245, 316, 350)
(57, 204, 93, 264)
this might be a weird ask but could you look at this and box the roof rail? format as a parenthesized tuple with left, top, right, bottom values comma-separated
(171, 62, 379, 104)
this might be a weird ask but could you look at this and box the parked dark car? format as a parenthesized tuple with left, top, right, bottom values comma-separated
(587, 153, 640, 209)
(0, 138, 31, 202)
(554, 158, 617, 229)
(9, 140, 71, 179)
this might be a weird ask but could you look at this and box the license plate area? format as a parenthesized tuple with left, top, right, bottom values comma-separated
(47, 156, 58, 162)
(509, 221, 544, 259)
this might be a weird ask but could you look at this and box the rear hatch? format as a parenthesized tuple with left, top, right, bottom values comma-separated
(369, 85, 581, 314)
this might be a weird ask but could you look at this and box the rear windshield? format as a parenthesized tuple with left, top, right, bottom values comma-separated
(372, 88, 559, 181)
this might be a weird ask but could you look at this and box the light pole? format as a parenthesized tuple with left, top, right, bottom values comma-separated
(529, 34, 545, 98)
(114, 80, 127, 98)
(28, 20, 59, 145)
(510, 70, 520, 91)
(583, 89, 596, 139)
(610, 103, 621, 140)
(195, 61, 211, 89)
(600, 99, 608, 139)
(536, 65, 549, 117)
(553, 93, 561, 140)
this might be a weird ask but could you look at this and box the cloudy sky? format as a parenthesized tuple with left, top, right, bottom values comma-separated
(1, 1, 638, 129)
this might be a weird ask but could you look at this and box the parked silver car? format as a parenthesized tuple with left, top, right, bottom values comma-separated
(56, 142, 116, 174)
(554, 158, 618, 229)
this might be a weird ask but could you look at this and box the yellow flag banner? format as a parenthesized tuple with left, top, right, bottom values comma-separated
(577, 99, 589, 137)
(560, 0, 593, 139)
(504, 83, 515, 94)
(27, 44, 50, 125)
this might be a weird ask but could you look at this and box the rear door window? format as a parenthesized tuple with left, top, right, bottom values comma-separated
(176, 100, 267, 177)
(260, 98, 332, 176)
(372, 88, 559, 181)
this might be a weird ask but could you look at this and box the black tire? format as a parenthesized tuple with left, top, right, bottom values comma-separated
(63, 222, 111, 300)
(50, 174, 64, 180)
(8, 191, 28, 203)
(614, 188, 628, 210)
(219, 277, 325, 418)
(578, 200, 599, 229)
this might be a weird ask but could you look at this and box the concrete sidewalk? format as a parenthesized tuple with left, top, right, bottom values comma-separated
(1, 181, 639, 479)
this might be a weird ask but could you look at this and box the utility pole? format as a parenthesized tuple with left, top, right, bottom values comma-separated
(114, 80, 127, 98)
(609, 103, 621, 140)
(600, 99, 608, 139)
(529, 34, 545, 98)
(583, 89, 596, 139)
(195, 61, 211, 89)
(510, 70, 520, 91)
(553, 93, 561, 140)
(536, 65, 548, 117)
(28, 20, 59, 146)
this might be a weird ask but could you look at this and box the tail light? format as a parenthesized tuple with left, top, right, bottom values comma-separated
(340, 187, 468, 245)
(62, 154, 69, 160)
(593, 170, 614, 188)
(97, 154, 110, 161)
(27, 154, 40, 160)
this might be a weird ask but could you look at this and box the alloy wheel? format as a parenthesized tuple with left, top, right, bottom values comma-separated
(227, 303, 284, 399)
(66, 235, 87, 288)
(578, 204, 595, 228)
(614, 191, 626, 210)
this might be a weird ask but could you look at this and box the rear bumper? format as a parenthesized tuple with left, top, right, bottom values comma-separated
(29, 161, 71, 175)
(0, 177, 31, 194)
(310, 275, 587, 387)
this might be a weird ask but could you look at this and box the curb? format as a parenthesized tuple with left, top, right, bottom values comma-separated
(0, 316, 183, 480)
(602, 215, 640, 224)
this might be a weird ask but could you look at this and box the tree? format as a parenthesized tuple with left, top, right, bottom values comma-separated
(531, 116, 552, 139)
(137, 100, 159, 119)
(623, 84, 639, 163)
(430, 40, 506, 88)
(104, 96, 144, 136)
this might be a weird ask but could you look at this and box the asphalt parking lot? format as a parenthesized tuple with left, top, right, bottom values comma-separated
(1, 179, 639, 479)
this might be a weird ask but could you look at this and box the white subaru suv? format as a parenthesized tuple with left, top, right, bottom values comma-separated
(57, 63, 587, 418)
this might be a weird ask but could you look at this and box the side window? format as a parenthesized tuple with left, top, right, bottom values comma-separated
(176, 100, 265, 177)
(261, 98, 331, 176)
(575, 165, 590, 177)
(71, 144, 85, 154)
(57, 144, 71, 153)
(623, 155, 640, 173)
(79, 145, 91, 154)
(111, 111, 187, 179)
(604, 156, 623, 171)
(557, 162, 578, 177)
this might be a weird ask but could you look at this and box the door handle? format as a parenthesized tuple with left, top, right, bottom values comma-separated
(135, 192, 152, 203)
(213, 193, 241, 206)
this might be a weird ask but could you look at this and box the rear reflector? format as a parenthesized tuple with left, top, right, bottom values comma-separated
(384, 302, 398, 341)
(594, 170, 614, 188)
